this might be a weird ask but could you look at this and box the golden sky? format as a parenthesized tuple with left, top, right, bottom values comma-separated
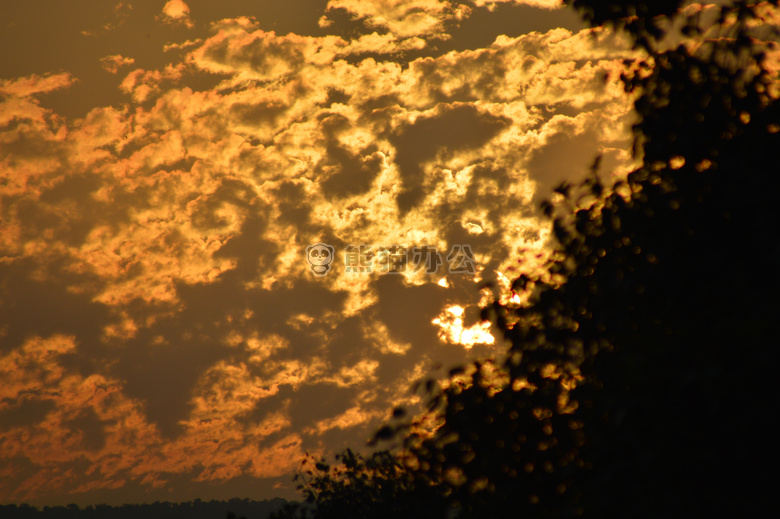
(0, 0, 638, 506)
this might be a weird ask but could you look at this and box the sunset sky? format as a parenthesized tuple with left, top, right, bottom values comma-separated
(0, 0, 639, 506)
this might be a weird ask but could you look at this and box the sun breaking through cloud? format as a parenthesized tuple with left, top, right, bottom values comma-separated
(0, 0, 643, 506)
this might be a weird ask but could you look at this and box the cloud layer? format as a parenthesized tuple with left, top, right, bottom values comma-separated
(0, 0, 636, 505)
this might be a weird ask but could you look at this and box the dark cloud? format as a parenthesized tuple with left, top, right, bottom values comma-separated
(0, 399, 56, 430)
(525, 115, 606, 205)
(443, 2, 584, 53)
(0, 259, 112, 355)
(390, 103, 511, 213)
(271, 181, 313, 227)
(230, 101, 289, 136)
(318, 114, 385, 198)
(66, 408, 108, 452)
(288, 384, 356, 429)
(371, 274, 450, 346)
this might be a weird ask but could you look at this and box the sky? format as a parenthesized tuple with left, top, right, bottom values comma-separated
(0, 0, 640, 507)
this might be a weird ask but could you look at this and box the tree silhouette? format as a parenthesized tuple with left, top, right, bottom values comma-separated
(269, 449, 449, 519)
(0, 499, 287, 519)
(278, 1, 780, 517)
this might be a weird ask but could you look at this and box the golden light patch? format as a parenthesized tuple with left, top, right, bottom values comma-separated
(305, 406, 381, 435)
(432, 305, 495, 348)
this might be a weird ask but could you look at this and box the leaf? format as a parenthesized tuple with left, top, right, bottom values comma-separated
(375, 426, 394, 440)
(512, 274, 530, 291)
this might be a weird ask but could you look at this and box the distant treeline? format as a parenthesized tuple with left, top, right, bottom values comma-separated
(0, 498, 290, 519)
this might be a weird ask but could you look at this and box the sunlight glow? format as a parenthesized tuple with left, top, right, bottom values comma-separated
(432, 305, 495, 348)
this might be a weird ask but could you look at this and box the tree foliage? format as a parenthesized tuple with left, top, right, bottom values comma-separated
(269, 450, 448, 519)
(279, 1, 780, 517)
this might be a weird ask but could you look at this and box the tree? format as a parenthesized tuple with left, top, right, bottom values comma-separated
(269, 449, 449, 519)
(281, 1, 780, 516)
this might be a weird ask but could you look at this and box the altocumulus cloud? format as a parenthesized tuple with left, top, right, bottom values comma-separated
(0, 0, 637, 505)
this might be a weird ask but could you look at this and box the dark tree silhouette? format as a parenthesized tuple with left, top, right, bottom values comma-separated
(0, 499, 287, 519)
(278, 1, 780, 517)
(269, 450, 449, 519)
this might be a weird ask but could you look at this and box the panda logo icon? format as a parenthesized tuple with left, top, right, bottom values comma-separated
(306, 243, 335, 276)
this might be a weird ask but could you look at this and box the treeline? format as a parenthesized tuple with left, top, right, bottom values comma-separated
(0, 498, 289, 519)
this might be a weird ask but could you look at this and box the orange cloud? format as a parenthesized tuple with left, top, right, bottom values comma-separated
(119, 63, 186, 103)
(323, 0, 471, 38)
(0, 72, 77, 98)
(99, 54, 136, 74)
(0, 5, 646, 504)
(473, 0, 563, 10)
(0, 336, 164, 502)
(161, 0, 194, 28)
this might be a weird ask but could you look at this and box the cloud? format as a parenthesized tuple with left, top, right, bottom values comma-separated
(161, 0, 194, 28)
(472, 0, 563, 10)
(100, 54, 136, 74)
(164, 39, 202, 53)
(0, 72, 77, 98)
(322, 0, 472, 39)
(119, 63, 186, 103)
(0, 335, 164, 501)
(0, 4, 642, 504)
